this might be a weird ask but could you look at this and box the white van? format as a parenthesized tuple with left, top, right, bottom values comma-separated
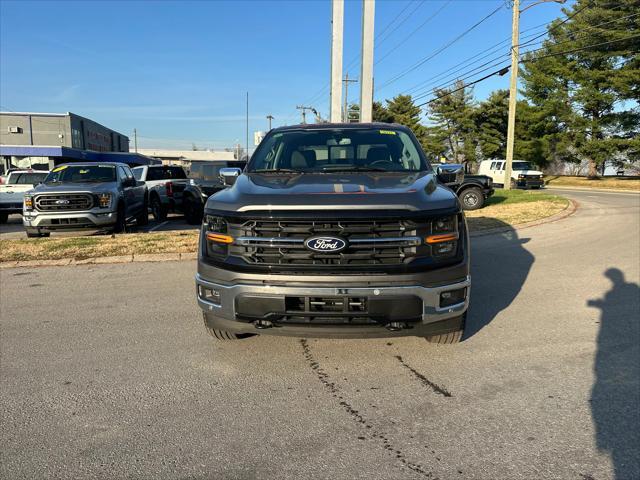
(478, 159, 544, 189)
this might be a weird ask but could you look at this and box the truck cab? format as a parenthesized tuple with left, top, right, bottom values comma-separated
(478, 159, 544, 189)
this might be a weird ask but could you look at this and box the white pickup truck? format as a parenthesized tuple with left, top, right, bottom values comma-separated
(0, 170, 49, 223)
(132, 165, 189, 221)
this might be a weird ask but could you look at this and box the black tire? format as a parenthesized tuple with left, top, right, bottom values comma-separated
(136, 197, 149, 226)
(150, 195, 167, 222)
(183, 196, 202, 225)
(425, 313, 465, 344)
(113, 203, 126, 233)
(26, 231, 50, 238)
(203, 314, 254, 340)
(0, 212, 8, 223)
(459, 187, 484, 210)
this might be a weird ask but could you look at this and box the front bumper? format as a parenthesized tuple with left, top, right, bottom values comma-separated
(515, 179, 543, 188)
(195, 272, 470, 338)
(22, 209, 117, 231)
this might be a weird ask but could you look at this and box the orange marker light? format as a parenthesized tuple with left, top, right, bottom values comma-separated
(425, 233, 458, 244)
(206, 232, 234, 244)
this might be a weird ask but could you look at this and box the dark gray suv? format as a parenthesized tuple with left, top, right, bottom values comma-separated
(195, 123, 470, 343)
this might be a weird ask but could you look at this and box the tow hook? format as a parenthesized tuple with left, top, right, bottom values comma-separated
(254, 320, 273, 329)
(385, 322, 405, 332)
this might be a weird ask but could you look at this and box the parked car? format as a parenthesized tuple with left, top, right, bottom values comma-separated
(195, 123, 470, 343)
(432, 163, 494, 210)
(182, 160, 247, 225)
(23, 162, 148, 237)
(0, 170, 49, 223)
(478, 159, 544, 189)
(132, 165, 188, 221)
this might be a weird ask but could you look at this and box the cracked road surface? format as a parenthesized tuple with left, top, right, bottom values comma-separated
(1, 189, 638, 479)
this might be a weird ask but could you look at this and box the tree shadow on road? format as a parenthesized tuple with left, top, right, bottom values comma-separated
(465, 220, 535, 339)
(588, 268, 640, 480)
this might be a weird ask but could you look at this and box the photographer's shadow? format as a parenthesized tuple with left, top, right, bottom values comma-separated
(588, 268, 640, 480)
(465, 219, 535, 338)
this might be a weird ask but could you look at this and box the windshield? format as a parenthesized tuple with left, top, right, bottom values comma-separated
(44, 165, 117, 183)
(512, 161, 533, 171)
(147, 166, 187, 181)
(248, 128, 430, 173)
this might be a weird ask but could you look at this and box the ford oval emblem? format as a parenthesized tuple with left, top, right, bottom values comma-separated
(305, 236, 347, 253)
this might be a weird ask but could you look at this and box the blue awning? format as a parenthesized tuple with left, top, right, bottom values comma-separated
(0, 146, 160, 166)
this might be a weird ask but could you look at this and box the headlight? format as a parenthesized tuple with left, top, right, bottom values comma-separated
(24, 195, 33, 210)
(426, 215, 458, 259)
(204, 215, 232, 257)
(518, 174, 525, 179)
(97, 193, 112, 208)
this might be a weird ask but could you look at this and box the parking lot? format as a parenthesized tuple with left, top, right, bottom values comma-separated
(1, 189, 638, 480)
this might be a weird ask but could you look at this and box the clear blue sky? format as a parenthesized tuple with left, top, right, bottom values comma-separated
(0, 0, 569, 151)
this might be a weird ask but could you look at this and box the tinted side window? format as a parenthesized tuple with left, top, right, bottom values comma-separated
(132, 168, 144, 180)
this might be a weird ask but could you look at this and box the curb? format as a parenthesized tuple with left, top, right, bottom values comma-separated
(0, 252, 197, 270)
(544, 185, 639, 194)
(469, 198, 577, 237)
(0, 201, 578, 270)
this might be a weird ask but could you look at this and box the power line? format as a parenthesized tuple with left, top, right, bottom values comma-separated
(415, 31, 640, 109)
(376, 3, 505, 91)
(375, 0, 453, 66)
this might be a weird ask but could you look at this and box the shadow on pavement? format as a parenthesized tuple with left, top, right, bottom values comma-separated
(466, 219, 534, 339)
(588, 268, 640, 480)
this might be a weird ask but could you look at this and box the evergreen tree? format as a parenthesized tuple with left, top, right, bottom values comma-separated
(372, 101, 394, 123)
(384, 95, 429, 149)
(520, 0, 640, 177)
(427, 80, 477, 168)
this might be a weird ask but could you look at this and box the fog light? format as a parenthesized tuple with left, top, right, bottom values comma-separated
(433, 241, 456, 256)
(440, 287, 466, 308)
(198, 285, 221, 305)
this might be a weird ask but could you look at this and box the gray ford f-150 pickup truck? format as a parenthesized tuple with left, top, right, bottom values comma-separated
(196, 123, 470, 343)
(23, 162, 148, 237)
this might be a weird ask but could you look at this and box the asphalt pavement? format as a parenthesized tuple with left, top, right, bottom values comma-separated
(1, 189, 638, 480)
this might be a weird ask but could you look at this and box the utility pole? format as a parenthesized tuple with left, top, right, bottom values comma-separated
(342, 73, 358, 122)
(296, 105, 317, 124)
(330, 0, 344, 122)
(133, 128, 138, 153)
(504, 0, 565, 189)
(503, 0, 520, 190)
(245, 92, 249, 160)
(266, 114, 274, 130)
(359, 0, 375, 123)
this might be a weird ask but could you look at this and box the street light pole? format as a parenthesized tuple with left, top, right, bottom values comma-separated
(504, 0, 565, 190)
(266, 114, 274, 130)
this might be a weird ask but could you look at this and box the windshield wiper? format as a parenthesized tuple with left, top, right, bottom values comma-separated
(319, 166, 392, 172)
(251, 169, 303, 174)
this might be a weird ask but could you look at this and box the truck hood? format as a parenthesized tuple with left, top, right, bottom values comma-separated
(31, 182, 117, 194)
(513, 169, 543, 176)
(206, 171, 459, 213)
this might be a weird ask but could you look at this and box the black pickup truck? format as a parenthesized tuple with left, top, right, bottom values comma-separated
(431, 163, 494, 210)
(195, 123, 470, 344)
(182, 161, 247, 224)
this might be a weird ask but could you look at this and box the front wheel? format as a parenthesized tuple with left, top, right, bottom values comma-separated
(424, 313, 465, 344)
(113, 203, 126, 233)
(459, 187, 484, 210)
(136, 197, 149, 226)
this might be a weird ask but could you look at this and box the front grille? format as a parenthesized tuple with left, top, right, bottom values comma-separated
(34, 193, 93, 212)
(228, 218, 422, 267)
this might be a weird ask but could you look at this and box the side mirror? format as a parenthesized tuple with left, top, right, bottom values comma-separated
(436, 165, 464, 185)
(123, 177, 136, 187)
(219, 167, 242, 186)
